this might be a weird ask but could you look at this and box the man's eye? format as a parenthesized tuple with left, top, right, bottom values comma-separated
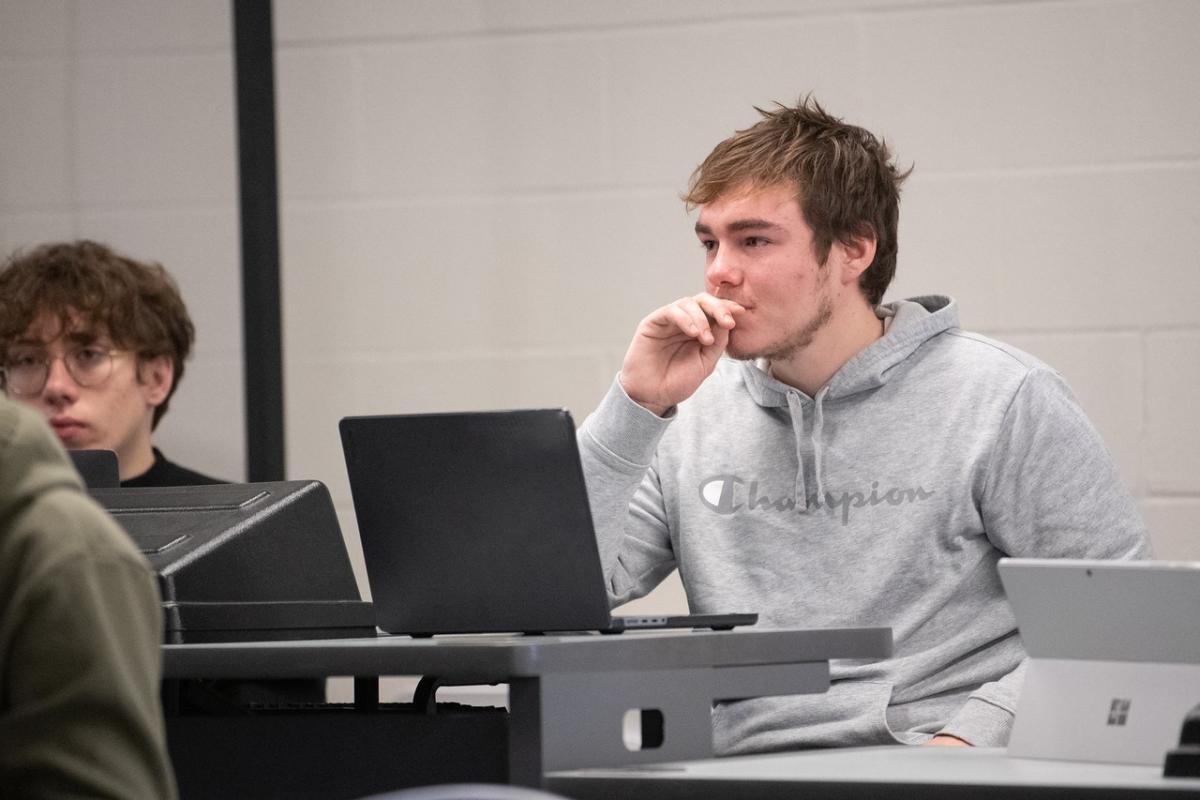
(744, 236, 768, 247)
(700, 240, 717, 252)
(73, 347, 107, 367)
(9, 352, 43, 368)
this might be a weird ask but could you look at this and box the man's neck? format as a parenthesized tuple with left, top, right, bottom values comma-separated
(117, 439, 157, 482)
(767, 301, 884, 397)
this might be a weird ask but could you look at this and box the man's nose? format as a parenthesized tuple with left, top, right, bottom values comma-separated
(42, 356, 78, 402)
(706, 246, 742, 291)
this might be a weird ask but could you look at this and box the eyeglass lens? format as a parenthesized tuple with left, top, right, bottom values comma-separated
(2, 347, 115, 395)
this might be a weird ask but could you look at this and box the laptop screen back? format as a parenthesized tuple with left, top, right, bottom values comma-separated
(340, 409, 614, 635)
(70, 449, 120, 488)
(999, 558, 1200, 765)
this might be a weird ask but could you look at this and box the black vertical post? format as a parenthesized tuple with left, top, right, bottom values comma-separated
(233, 0, 285, 481)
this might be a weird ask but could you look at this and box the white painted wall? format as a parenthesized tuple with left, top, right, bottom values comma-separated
(3, 2, 1198, 624)
(0, 0, 244, 484)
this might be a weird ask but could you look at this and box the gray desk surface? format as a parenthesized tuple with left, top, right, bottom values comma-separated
(161, 626, 891, 679)
(162, 626, 894, 786)
(547, 745, 1200, 798)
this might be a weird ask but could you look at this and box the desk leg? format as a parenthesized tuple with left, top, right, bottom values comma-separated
(508, 677, 544, 787)
(161, 678, 181, 716)
(507, 662, 830, 786)
(353, 676, 379, 712)
(508, 668, 716, 785)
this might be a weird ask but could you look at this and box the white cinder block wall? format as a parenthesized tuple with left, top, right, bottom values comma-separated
(0, 1, 245, 483)
(3, 1, 1199, 620)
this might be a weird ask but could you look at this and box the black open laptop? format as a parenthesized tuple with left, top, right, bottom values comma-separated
(339, 409, 756, 636)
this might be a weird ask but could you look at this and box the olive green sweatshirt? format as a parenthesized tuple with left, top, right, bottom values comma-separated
(0, 398, 176, 800)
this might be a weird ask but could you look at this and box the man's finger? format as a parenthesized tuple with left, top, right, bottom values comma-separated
(694, 293, 744, 328)
(665, 299, 715, 344)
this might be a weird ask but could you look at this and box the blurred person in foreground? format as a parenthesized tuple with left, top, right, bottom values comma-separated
(0, 396, 177, 799)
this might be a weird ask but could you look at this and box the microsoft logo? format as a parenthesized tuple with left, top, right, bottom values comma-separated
(1107, 698, 1132, 726)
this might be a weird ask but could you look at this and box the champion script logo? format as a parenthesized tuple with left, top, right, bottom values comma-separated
(699, 474, 935, 526)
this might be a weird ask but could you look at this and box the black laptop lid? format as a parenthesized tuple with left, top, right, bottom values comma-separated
(70, 449, 120, 488)
(339, 409, 614, 635)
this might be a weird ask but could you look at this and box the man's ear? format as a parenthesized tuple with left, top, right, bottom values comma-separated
(139, 355, 174, 407)
(835, 233, 877, 286)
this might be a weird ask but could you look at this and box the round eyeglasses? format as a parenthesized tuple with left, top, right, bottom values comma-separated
(1, 346, 121, 397)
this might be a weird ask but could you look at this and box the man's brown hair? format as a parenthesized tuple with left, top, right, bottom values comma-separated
(684, 96, 911, 306)
(0, 240, 195, 429)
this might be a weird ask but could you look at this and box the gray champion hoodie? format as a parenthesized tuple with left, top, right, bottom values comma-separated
(578, 295, 1149, 752)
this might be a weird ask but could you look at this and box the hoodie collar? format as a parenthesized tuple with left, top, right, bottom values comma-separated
(740, 295, 959, 406)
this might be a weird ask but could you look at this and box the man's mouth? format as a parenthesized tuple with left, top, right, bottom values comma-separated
(50, 418, 87, 439)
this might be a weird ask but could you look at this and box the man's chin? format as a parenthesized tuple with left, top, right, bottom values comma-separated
(724, 333, 762, 361)
(53, 428, 93, 449)
(725, 336, 777, 363)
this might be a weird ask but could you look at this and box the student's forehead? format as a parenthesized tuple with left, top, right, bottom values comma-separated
(20, 309, 107, 344)
(698, 183, 802, 219)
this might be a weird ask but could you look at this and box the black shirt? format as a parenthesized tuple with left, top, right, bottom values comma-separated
(121, 448, 224, 488)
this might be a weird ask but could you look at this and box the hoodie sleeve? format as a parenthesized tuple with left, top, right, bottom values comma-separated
(938, 367, 1150, 746)
(577, 378, 680, 606)
(980, 367, 1148, 561)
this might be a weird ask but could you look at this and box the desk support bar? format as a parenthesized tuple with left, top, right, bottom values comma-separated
(507, 661, 832, 787)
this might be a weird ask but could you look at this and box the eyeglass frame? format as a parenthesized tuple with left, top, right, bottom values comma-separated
(0, 345, 128, 397)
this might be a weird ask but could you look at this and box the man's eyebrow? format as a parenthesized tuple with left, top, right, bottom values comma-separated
(694, 218, 784, 236)
(11, 334, 54, 348)
(64, 330, 100, 345)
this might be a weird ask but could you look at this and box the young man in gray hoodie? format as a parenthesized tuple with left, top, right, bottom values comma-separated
(578, 97, 1149, 753)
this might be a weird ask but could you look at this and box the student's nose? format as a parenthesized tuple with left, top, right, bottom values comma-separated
(41, 356, 79, 405)
(705, 247, 743, 294)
